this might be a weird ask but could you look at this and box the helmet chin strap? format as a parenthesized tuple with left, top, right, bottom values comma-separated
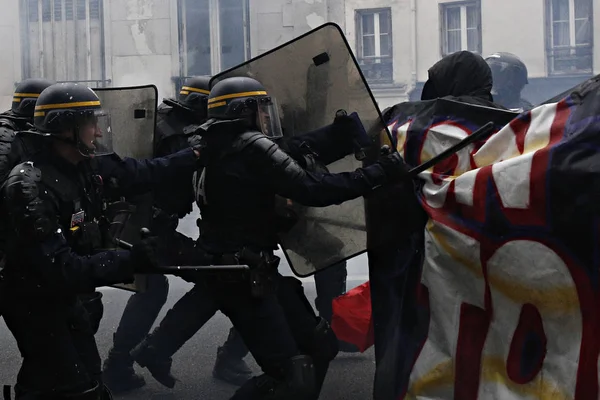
(69, 126, 95, 158)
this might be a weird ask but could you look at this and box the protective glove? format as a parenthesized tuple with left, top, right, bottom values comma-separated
(187, 133, 208, 166)
(130, 236, 160, 274)
(377, 151, 411, 184)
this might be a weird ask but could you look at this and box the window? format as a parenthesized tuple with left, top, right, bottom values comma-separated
(178, 0, 250, 78)
(440, 2, 481, 56)
(20, 0, 107, 86)
(547, 0, 593, 74)
(356, 8, 393, 84)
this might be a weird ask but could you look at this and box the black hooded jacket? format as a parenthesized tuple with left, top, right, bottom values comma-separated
(421, 51, 499, 108)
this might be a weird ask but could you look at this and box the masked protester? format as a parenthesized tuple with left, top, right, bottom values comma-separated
(187, 76, 408, 399)
(485, 52, 534, 112)
(0, 82, 207, 400)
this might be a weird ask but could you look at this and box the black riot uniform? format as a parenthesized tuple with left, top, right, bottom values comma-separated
(101, 76, 234, 392)
(0, 82, 204, 400)
(192, 77, 409, 399)
(485, 52, 534, 112)
(129, 108, 375, 388)
(0, 79, 54, 268)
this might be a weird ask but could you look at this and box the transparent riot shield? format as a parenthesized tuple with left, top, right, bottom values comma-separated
(94, 85, 157, 159)
(94, 85, 158, 291)
(211, 23, 391, 277)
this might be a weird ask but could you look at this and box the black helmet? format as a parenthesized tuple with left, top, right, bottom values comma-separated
(34, 83, 112, 156)
(178, 76, 210, 111)
(206, 76, 282, 138)
(485, 52, 528, 92)
(162, 76, 210, 122)
(11, 78, 55, 118)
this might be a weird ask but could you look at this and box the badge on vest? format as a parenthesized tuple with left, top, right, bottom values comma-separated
(70, 210, 85, 228)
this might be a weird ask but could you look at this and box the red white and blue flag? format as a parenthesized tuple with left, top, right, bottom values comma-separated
(335, 75, 600, 400)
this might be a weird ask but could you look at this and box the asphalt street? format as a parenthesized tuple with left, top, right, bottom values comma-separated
(0, 207, 375, 399)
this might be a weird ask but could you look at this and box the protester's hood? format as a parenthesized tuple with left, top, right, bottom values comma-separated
(421, 51, 493, 102)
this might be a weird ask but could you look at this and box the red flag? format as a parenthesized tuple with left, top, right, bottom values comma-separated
(331, 281, 374, 353)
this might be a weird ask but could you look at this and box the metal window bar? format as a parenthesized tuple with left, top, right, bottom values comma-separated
(21, 0, 105, 82)
(547, 44, 593, 74)
(358, 56, 393, 84)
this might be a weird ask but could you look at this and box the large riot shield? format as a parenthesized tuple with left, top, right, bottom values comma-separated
(94, 85, 158, 291)
(211, 23, 391, 277)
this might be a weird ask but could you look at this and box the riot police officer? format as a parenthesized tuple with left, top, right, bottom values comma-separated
(0, 82, 205, 399)
(193, 76, 409, 399)
(103, 76, 254, 391)
(485, 52, 534, 111)
(0, 78, 55, 182)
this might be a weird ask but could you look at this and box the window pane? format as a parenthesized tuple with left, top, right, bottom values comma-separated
(466, 5, 479, 29)
(66, 0, 73, 20)
(447, 30, 461, 54)
(380, 34, 390, 57)
(379, 11, 390, 34)
(362, 14, 374, 35)
(184, 0, 211, 76)
(28, 0, 38, 22)
(220, 0, 247, 71)
(553, 21, 570, 46)
(77, 0, 86, 20)
(467, 28, 480, 52)
(90, 0, 100, 20)
(54, 0, 62, 20)
(446, 7, 461, 30)
(575, 19, 591, 45)
(362, 35, 375, 57)
(574, 0, 592, 19)
(552, 0, 569, 21)
(42, 0, 51, 22)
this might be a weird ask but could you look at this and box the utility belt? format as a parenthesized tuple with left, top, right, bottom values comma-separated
(208, 247, 281, 299)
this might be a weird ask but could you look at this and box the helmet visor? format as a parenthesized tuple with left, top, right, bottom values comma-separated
(257, 97, 283, 139)
(77, 109, 113, 156)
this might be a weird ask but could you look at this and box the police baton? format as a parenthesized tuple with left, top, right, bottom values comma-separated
(115, 228, 250, 272)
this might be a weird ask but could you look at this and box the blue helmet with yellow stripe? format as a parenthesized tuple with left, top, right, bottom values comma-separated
(206, 77, 282, 138)
(11, 78, 55, 118)
(34, 83, 112, 156)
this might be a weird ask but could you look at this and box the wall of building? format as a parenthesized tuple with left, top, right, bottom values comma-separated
(249, 0, 345, 58)
(104, 0, 179, 100)
(0, 2, 22, 111)
(595, 1, 600, 75)
(344, 0, 411, 109)
(416, 0, 548, 80)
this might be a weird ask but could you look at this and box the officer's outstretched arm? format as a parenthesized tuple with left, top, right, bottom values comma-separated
(4, 162, 135, 292)
(96, 147, 198, 197)
(247, 134, 406, 207)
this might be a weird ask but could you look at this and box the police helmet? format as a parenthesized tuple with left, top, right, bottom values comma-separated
(11, 78, 55, 118)
(206, 77, 282, 139)
(34, 83, 112, 156)
(178, 76, 210, 111)
(485, 52, 529, 92)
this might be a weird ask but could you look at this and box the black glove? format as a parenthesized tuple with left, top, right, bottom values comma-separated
(130, 236, 160, 273)
(187, 133, 208, 166)
(378, 152, 411, 183)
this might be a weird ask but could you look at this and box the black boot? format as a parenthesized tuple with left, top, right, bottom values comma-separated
(131, 338, 178, 389)
(102, 338, 146, 394)
(213, 328, 253, 386)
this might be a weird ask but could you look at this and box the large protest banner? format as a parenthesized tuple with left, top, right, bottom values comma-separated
(363, 76, 600, 399)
